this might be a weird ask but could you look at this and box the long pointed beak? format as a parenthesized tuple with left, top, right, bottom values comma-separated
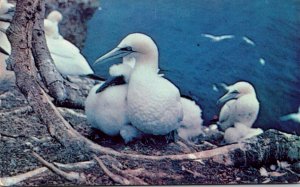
(0, 46, 9, 56)
(95, 75, 126, 93)
(217, 91, 238, 105)
(94, 48, 132, 65)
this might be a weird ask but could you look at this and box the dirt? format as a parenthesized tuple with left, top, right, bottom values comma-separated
(0, 83, 299, 186)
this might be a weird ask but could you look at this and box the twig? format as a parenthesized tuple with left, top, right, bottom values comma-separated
(57, 107, 87, 118)
(32, 152, 86, 183)
(181, 166, 205, 178)
(110, 164, 148, 185)
(93, 155, 131, 185)
(0, 167, 48, 186)
(0, 106, 32, 117)
(53, 160, 96, 171)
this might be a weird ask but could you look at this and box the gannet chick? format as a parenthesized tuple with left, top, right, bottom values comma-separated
(94, 33, 183, 136)
(217, 81, 260, 131)
(177, 97, 203, 141)
(280, 106, 300, 123)
(85, 60, 142, 143)
(44, 10, 97, 77)
(224, 122, 263, 144)
(201, 33, 234, 42)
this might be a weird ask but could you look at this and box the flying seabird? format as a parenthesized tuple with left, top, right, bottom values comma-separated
(201, 33, 234, 42)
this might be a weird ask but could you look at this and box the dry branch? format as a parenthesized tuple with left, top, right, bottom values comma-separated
(0, 167, 48, 186)
(32, 152, 86, 183)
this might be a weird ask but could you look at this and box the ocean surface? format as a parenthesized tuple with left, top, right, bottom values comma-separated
(83, 0, 300, 134)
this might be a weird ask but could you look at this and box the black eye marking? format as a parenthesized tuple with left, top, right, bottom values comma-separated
(231, 90, 239, 94)
(120, 46, 133, 51)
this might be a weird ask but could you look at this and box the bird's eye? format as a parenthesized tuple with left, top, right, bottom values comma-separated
(232, 90, 239, 94)
(120, 46, 133, 51)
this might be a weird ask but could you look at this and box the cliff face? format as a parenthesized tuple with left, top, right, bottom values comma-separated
(45, 0, 100, 49)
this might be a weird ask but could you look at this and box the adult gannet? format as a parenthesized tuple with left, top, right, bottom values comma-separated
(224, 122, 263, 144)
(0, 0, 15, 86)
(217, 81, 260, 131)
(201, 33, 234, 42)
(280, 106, 300, 123)
(94, 33, 183, 136)
(44, 11, 102, 79)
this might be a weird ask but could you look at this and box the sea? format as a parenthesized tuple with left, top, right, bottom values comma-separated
(83, 0, 300, 134)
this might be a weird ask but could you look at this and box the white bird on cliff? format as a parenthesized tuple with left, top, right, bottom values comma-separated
(201, 33, 234, 42)
(94, 33, 184, 136)
(44, 10, 100, 78)
(280, 106, 300, 124)
(0, 0, 15, 86)
(224, 122, 263, 144)
(85, 57, 144, 143)
(217, 81, 260, 131)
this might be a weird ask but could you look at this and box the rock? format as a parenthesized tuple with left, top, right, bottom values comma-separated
(45, 0, 100, 49)
(291, 161, 300, 174)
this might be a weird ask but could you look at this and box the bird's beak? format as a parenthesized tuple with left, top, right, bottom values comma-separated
(0, 46, 9, 56)
(95, 75, 126, 93)
(94, 47, 132, 65)
(217, 91, 238, 104)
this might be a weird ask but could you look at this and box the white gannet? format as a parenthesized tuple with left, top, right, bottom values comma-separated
(217, 81, 260, 131)
(44, 10, 98, 78)
(201, 33, 234, 42)
(242, 36, 255, 46)
(85, 57, 143, 143)
(94, 33, 183, 136)
(0, 0, 15, 86)
(224, 122, 263, 143)
(280, 106, 300, 123)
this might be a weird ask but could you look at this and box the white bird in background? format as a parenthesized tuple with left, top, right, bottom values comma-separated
(0, 0, 15, 87)
(94, 33, 184, 136)
(259, 58, 266, 66)
(201, 33, 234, 42)
(217, 81, 260, 131)
(44, 10, 99, 78)
(242, 36, 256, 46)
(224, 122, 263, 144)
(280, 106, 300, 124)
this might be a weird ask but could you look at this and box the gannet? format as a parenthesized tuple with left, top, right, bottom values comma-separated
(177, 97, 203, 141)
(224, 122, 263, 143)
(201, 33, 234, 42)
(217, 81, 260, 131)
(44, 10, 100, 78)
(0, 0, 15, 86)
(94, 33, 183, 136)
(85, 57, 143, 143)
(280, 106, 300, 123)
(242, 36, 255, 46)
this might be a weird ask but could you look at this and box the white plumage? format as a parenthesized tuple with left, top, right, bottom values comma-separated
(201, 33, 234, 42)
(85, 60, 142, 143)
(224, 122, 263, 143)
(94, 33, 184, 136)
(217, 81, 260, 131)
(0, 0, 14, 86)
(177, 97, 203, 141)
(44, 10, 93, 76)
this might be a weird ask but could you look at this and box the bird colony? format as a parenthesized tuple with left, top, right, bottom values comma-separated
(1, 6, 297, 146)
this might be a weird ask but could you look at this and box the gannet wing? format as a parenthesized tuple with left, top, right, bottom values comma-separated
(220, 35, 234, 40)
(218, 100, 236, 131)
(280, 114, 293, 121)
(201, 33, 215, 39)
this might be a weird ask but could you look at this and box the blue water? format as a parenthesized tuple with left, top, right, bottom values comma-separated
(83, 0, 300, 134)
